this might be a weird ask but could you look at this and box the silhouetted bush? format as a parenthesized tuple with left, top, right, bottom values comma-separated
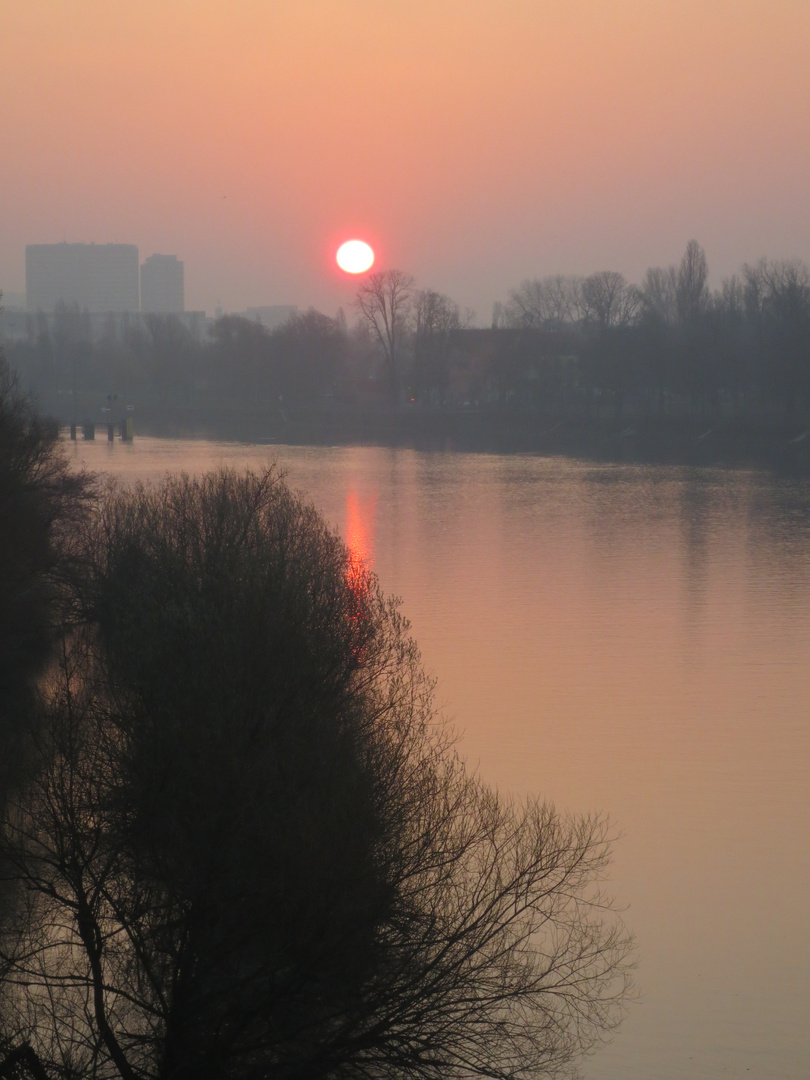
(0, 352, 90, 802)
(0, 465, 633, 1080)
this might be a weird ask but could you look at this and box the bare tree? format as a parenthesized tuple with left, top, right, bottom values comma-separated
(355, 270, 415, 404)
(719, 273, 746, 317)
(743, 257, 810, 317)
(412, 289, 467, 404)
(580, 272, 641, 332)
(0, 468, 634, 1080)
(505, 276, 582, 331)
(743, 258, 810, 411)
(270, 308, 350, 404)
(675, 240, 709, 327)
(639, 265, 678, 326)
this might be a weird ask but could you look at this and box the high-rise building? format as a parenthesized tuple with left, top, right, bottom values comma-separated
(140, 254, 184, 314)
(25, 242, 140, 313)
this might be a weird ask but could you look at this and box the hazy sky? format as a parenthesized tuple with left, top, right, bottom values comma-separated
(3, 0, 810, 320)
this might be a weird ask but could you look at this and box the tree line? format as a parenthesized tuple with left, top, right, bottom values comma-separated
(0, 353, 633, 1080)
(352, 242, 810, 419)
(7, 239, 808, 421)
(499, 241, 810, 420)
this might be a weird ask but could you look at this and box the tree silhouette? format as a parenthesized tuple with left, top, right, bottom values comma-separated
(355, 270, 415, 404)
(0, 350, 90, 805)
(1, 467, 633, 1080)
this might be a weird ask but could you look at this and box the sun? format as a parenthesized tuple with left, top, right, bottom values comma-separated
(337, 239, 374, 274)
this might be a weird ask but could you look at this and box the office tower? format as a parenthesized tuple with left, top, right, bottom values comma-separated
(26, 242, 140, 313)
(140, 254, 184, 314)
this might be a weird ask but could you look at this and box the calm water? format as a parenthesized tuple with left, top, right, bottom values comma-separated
(66, 436, 810, 1080)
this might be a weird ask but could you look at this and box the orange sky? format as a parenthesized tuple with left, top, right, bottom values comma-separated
(2, 0, 810, 318)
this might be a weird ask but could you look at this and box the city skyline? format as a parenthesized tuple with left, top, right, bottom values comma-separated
(25, 242, 140, 314)
(2, 2, 810, 320)
(23, 242, 186, 315)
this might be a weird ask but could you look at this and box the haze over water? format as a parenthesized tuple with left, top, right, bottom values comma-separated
(68, 435, 810, 1080)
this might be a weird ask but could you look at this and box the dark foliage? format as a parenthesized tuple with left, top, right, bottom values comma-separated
(0, 351, 90, 802)
(0, 467, 632, 1080)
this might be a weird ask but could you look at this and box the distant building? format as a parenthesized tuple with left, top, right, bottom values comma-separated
(140, 254, 184, 314)
(25, 242, 139, 313)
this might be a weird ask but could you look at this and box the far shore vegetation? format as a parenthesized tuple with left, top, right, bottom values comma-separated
(5, 240, 810, 468)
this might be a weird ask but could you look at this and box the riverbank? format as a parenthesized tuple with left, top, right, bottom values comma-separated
(115, 404, 810, 475)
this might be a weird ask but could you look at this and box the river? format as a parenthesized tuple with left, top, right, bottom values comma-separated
(65, 435, 810, 1080)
